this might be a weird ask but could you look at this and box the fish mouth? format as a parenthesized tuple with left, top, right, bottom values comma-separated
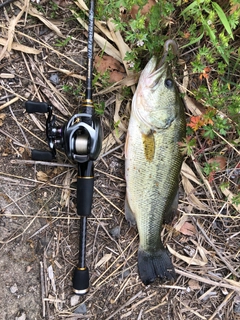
(147, 61, 169, 89)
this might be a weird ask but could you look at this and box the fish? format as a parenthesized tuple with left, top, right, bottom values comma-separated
(125, 40, 186, 285)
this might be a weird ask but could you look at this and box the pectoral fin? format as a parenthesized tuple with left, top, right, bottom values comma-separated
(125, 196, 136, 226)
(163, 189, 179, 224)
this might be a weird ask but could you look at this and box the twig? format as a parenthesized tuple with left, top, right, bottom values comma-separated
(0, 0, 16, 9)
(208, 291, 234, 320)
(177, 298, 207, 320)
(175, 268, 240, 292)
(40, 261, 46, 318)
(193, 218, 239, 277)
(11, 159, 75, 168)
(94, 186, 124, 214)
(105, 290, 143, 320)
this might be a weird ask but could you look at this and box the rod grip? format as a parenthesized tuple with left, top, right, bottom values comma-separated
(73, 267, 89, 295)
(77, 177, 94, 216)
(25, 101, 49, 113)
(32, 149, 53, 161)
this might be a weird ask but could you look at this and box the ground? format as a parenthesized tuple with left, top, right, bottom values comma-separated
(0, 1, 240, 320)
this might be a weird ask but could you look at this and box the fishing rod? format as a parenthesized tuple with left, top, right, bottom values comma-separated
(25, 0, 101, 295)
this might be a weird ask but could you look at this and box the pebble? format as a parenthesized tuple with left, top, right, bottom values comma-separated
(10, 283, 18, 294)
(70, 294, 80, 307)
(109, 225, 121, 238)
(74, 303, 87, 314)
(49, 73, 60, 85)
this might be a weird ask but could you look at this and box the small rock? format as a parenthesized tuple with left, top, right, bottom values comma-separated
(121, 269, 130, 279)
(10, 283, 18, 294)
(49, 73, 60, 85)
(70, 294, 80, 307)
(74, 302, 87, 314)
(109, 226, 121, 238)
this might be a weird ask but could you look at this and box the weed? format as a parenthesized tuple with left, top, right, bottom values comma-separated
(55, 36, 72, 47)
(94, 102, 105, 115)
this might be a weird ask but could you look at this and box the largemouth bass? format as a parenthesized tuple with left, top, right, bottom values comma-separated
(125, 40, 186, 285)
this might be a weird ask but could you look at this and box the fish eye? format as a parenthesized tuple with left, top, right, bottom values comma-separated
(164, 78, 174, 89)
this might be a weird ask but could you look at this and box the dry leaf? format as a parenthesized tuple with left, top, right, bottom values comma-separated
(0, 1, 27, 61)
(182, 175, 208, 211)
(15, 1, 64, 38)
(221, 188, 240, 212)
(180, 221, 197, 236)
(0, 38, 41, 55)
(208, 156, 226, 171)
(188, 279, 201, 290)
(94, 55, 126, 83)
(60, 170, 71, 208)
(114, 93, 128, 132)
(72, 12, 122, 62)
(37, 171, 49, 182)
(95, 253, 112, 269)
(107, 19, 136, 94)
(191, 155, 215, 199)
(130, 0, 156, 19)
(167, 244, 207, 266)
(181, 161, 202, 186)
(178, 64, 204, 116)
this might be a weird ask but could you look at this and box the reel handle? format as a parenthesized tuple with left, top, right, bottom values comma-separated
(25, 101, 49, 113)
(31, 149, 54, 161)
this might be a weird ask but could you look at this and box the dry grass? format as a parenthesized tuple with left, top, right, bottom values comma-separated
(0, 0, 239, 319)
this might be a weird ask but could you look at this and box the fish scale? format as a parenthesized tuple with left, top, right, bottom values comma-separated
(125, 45, 186, 285)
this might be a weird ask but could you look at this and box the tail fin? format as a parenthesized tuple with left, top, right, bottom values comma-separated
(138, 248, 176, 285)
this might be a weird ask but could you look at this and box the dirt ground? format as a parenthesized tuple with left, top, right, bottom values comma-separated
(0, 1, 240, 320)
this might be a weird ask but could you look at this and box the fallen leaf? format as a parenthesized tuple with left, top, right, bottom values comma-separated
(0, 38, 41, 55)
(221, 188, 240, 212)
(60, 170, 71, 208)
(94, 55, 126, 83)
(180, 221, 197, 236)
(95, 253, 112, 269)
(15, 1, 64, 38)
(208, 156, 227, 171)
(0, 113, 6, 126)
(188, 279, 201, 290)
(167, 244, 207, 266)
(182, 175, 209, 211)
(181, 161, 202, 186)
(130, 0, 156, 19)
(37, 171, 49, 182)
(73, 12, 122, 62)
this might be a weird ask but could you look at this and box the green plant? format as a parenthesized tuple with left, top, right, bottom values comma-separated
(55, 36, 72, 47)
(95, 102, 105, 115)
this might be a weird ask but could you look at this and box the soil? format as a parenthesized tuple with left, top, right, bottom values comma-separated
(0, 1, 240, 320)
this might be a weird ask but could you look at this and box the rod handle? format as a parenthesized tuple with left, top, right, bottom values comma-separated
(32, 149, 53, 161)
(77, 177, 94, 216)
(73, 267, 89, 295)
(25, 101, 49, 113)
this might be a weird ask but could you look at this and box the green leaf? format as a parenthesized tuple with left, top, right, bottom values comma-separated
(180, 32, 204, 49)
(212, 2, 234, 39)
(180, 0, 204, 16)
